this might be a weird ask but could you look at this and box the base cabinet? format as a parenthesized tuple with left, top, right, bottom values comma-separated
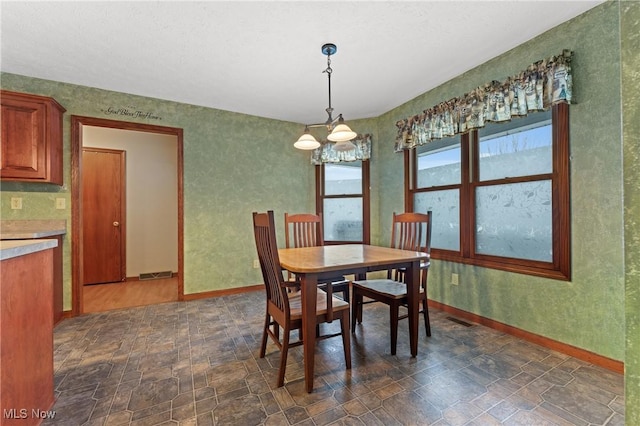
(0, 248, 54, 426)
(52, 235, 63, 325)
(0, 90, 66, 184)
(0, 221, 66, 326)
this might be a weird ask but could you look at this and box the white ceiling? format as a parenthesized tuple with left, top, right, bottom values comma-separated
(1, 1, 604, 125)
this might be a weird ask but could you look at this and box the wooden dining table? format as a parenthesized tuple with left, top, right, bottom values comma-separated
(278, 243, 428, 393)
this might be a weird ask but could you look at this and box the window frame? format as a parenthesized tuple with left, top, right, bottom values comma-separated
(316, 160, 371, 245)
(406, 103, 570, 280)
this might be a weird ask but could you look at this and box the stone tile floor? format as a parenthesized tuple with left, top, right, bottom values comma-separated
(45, 291, 624, 425)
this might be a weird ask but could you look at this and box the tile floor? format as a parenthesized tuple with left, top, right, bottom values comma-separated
(45, 291, 624, 425)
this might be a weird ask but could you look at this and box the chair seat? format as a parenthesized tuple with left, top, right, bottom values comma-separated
(287, 278, 348, 286)
(290, 275, 348, 286)
(398, 260, 430, 271)
(352, 279, 425, 299)
(288, 288, 349, 320)
(318, 279, 350, 296)
(320, 277, 349, 285)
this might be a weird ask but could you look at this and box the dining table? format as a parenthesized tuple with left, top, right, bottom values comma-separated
(278, 243, 428, 393)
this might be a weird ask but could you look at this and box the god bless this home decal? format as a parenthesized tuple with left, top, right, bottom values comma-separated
(101, 106, 162, 121)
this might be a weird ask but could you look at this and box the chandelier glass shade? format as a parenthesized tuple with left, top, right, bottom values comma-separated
(293, 127, 321, 150)
(294, 43, 357, 151)
(332, 139, 357, 152)
(328, 121, 357, 143)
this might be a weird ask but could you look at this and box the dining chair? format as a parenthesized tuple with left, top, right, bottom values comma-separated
(284, 212, 350, 303)
(253, 210, 351, 387)
(351, 211, 432, 355)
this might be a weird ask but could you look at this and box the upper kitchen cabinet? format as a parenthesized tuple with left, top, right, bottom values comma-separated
(1, 90, 66, 184)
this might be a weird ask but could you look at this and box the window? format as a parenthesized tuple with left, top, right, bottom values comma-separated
(317, 160, 370, 244)
(476, 112, 553, 262)
(407, 103, 570, 280)
(413, 137, 462, 252)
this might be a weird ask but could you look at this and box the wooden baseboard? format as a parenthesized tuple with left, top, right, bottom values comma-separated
(183, 284, 263, 301)
(57, 310, 74, 326)
(428, 299, 624, 374)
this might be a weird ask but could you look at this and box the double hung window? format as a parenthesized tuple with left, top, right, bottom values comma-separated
(316, 160, 370, 244)
(407, 103, 570, 279)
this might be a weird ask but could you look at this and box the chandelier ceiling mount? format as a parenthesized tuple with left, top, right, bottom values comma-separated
(293, 43, 357, 151)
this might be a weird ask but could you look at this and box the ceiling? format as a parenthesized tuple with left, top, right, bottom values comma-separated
(1, 1, 604, 125)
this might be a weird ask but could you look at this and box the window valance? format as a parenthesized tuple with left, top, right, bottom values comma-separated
(395, 50, 573, 152)
(311, 134, 372, 164)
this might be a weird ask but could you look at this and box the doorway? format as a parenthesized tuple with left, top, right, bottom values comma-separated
(71, 116, 184, 315)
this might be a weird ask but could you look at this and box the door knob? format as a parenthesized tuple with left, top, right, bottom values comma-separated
(113, 221, 120, 227)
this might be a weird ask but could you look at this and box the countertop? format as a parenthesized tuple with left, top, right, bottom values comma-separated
(0, 239, 59, 261)
(0, 219, 66, 239)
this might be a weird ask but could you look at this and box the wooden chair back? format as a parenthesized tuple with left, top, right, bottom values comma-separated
(390, 212, 432, 253)
(389, 212, 432, 284)
(283, 211, 350, 302)
(284, 213, 324, 248)
(253, 211, 289, 316)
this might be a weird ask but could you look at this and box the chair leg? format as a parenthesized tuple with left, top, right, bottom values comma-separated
(390, 302, 399, 356)
(260, 314, 270, 358)
(342, 286, 350, 304)
(340, 312, 352, 369)
(423, 299, 431, 337)
(277, 324, 291, 387)
(351, 292, 361, 332)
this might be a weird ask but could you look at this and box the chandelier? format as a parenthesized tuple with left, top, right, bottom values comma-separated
(294, 43, 357, 151)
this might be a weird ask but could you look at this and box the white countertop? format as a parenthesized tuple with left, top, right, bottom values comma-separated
(0, 220, 66, 239)
(1, 239, 59, 261)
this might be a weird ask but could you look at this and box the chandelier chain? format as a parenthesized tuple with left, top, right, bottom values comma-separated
(324, 52, 334, 124)
(293, 42, 357, 150)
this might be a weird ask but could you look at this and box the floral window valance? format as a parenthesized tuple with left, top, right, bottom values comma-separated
(395, 50, 573, 152)
(311, 134, 372, 164)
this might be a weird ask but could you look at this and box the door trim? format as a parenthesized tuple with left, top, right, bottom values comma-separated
(71, 116, 184, 315)
(82, 147, 127, 284)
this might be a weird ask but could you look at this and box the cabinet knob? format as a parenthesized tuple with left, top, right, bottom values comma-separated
(113, 221, 120, 227)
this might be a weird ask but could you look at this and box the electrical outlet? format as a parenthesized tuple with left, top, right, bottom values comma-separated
(451, 273, 459, 285)
(253, 259, 260, 269)
(10, 197, 22, 210)
(55, 198, 66, 209)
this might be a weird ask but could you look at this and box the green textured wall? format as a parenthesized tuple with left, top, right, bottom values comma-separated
(377, 1, 625, 361)
(0, 1, 626, 360)
(0, 75, 315, 307)
(621, 0, 640, 423)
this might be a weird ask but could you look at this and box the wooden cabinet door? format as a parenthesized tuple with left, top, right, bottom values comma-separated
(82, 148, 126, 285)
(1, 96, 47, 180)
(0, 90, 65, 184)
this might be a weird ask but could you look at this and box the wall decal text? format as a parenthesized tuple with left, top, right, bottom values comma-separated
(101, 106, 162, 120)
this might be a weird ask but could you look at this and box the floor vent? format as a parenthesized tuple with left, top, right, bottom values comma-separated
(446, 316, 474, 327)
(139, 271, 173, 281)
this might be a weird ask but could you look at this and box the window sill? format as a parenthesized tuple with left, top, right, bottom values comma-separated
(432, 251, 571, 281)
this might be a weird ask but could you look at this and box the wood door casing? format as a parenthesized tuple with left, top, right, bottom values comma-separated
(71, 115, 184, 316)
(82, 147, 126, 285)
